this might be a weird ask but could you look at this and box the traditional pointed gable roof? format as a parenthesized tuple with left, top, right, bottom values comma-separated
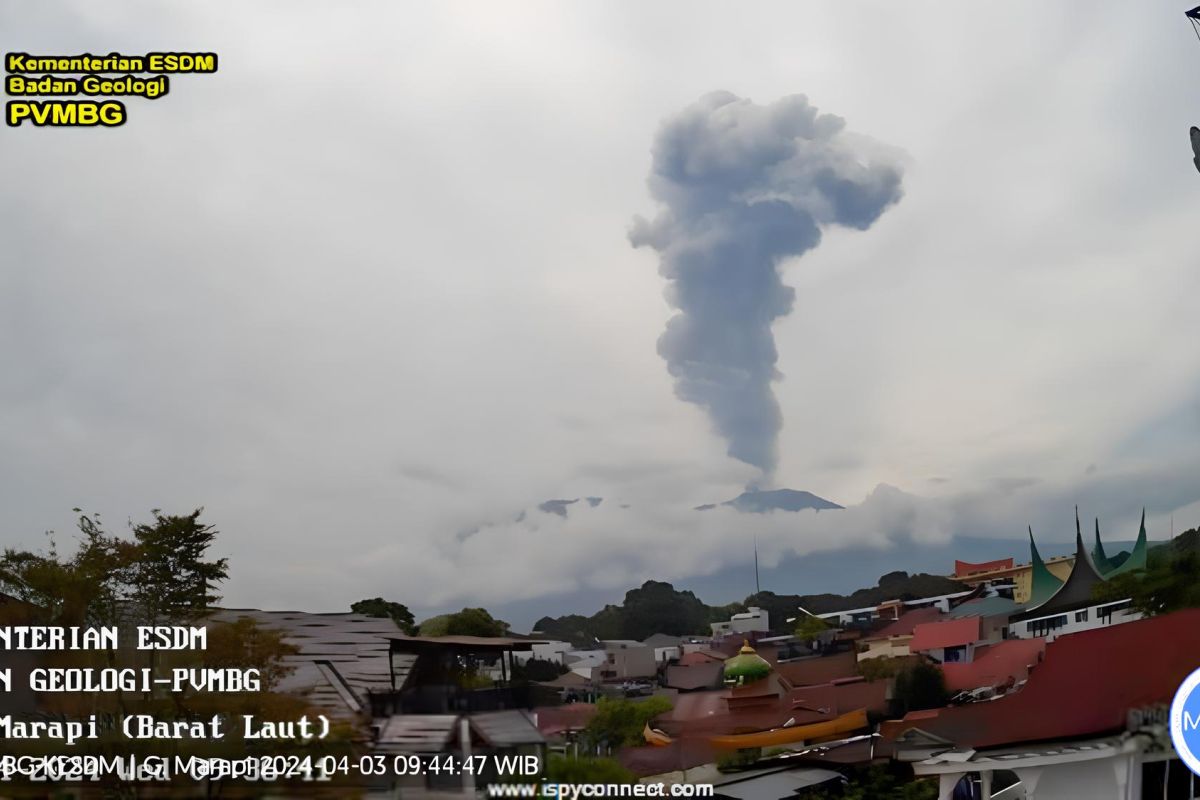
(1019, 509, 1107, 617)
(1027, 525, 1064, 607)
(1105, 508, 1148, 578)
(1092, 518, 1115, 574)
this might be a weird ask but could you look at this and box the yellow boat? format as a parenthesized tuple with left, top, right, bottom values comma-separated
(708, 708, 868, 749)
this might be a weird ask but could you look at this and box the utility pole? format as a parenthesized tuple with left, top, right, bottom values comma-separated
(754, 535, 761, 596)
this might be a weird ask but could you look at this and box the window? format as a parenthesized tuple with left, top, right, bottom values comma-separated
(1098, 600, 1132, 620)
(943, 645, 967, 663)
(1026, 615, 1068, 638)
(1075, 609, 1088, 623)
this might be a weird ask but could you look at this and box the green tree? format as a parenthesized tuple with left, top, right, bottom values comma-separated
(619, 581, 710, 639)
(419, 607, 510, 637)
(857, 656, 905, 682)
(1093, 529, 1200, 616)
(809, 765, 938, 799)
(512, 657, 568, 682)
(352, 597, 418, 634)
(794, 613, 830, 643)
(0, 513, 134, 627)
(128, 508, 228, 625)
(583, 695, 673, 750)
(893, 662, 950, 715)
(543, 754, 637, 784)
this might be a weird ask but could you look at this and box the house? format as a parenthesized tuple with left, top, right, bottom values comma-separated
(206, 608, 408, 727)
(664, 661, 724, 692)
(939, 636, 1046, 693)
(597, 641, 657, 681)
(856, 607, 944, 662)
(642, 633, 683, 663)
(881, 608, 1200, 781)
(908, 616, 984, 664)
(564, 649, 607, 679)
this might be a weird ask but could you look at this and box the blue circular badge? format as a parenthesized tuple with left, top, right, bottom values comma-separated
(1170, 667, 1200, 776)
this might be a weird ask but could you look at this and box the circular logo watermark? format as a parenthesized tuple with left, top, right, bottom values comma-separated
(1170, 667, 1200, 776)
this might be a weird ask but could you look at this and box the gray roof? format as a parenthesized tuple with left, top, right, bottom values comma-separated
(374, 711, 544, 753)
(470, 710, 546, 747)
(376, 714, 459, 752)
(642, 633, 683, 648)
(947, 597, 1020, 619)
(207, 609, 413, 721)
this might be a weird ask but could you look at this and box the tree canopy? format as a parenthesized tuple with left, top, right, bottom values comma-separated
(893, 662, 950, 715)
(583, 696, 674, 750)
(419, 607, 510, 637)
(352, 597, 418, 634)
(1093, 526, 1200, 616)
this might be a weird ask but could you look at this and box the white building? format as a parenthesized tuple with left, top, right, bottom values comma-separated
(511, 640, 573, 665)
(710, 606, 769, 636)
(1010, 599, 1141, 643)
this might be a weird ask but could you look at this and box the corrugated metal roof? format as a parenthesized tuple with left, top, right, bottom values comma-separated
(390, 634, 545, 650)
(470, 710, 545, 746)
(941, 637, 1046, 692)
(947, 597, 1020, 619)
(870, 607, 944, 640)
(909, 617, 981, 652)
(881, 608, 1200, 750)
(376, 714, 459, 752)
(207, 609, 410, 721)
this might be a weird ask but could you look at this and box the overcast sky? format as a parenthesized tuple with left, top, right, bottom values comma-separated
(3, 1, 1199, 624)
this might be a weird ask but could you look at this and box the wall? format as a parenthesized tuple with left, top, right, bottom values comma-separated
(858, 636, 913, 662)
(598, 646, 657, 680)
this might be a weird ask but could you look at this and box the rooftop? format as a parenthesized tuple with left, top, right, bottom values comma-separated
(881, 608, 1200, 750)
(909, 617, 981, 652)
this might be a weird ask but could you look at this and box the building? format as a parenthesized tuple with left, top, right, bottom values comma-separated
(857, 607, 944, 662)
(817, 589, 975, 628)
(642, 632, 684, 663)
(597, 640, 657, 680)
(711, 607, 770, 637)
(952, 554, 1076, 605)
(1008, 518, 1142, 642)
(206, 608, 409, 727)
(511, 639, 573, 666)
(882, 608, 1200, 797)
(939, 636, 1046, 694)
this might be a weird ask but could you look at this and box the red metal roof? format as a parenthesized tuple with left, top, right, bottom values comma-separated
(534, 704, 597, 737)
(954, 558, 1014, 577)
(882, 608, 1200, 750)
(909, 617, 981, 652)
(679, 649, 724, 667)
(774, 651, 859, 687)
(941, 637, 1045, 692)
(871, 607, 945, 640)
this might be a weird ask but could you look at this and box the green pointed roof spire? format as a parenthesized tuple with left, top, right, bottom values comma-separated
(1028, 525, 1064, 607)
(1106, 508, 1148, 577)
(1092, 517, 1115, 574)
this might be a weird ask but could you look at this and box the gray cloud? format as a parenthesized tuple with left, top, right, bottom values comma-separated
(630, 91, 904, 483)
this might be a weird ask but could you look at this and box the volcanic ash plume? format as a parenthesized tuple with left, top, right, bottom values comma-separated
(630, 91, 905, 483)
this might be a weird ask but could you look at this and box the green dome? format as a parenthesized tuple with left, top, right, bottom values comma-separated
(724, 641, 771, 686)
